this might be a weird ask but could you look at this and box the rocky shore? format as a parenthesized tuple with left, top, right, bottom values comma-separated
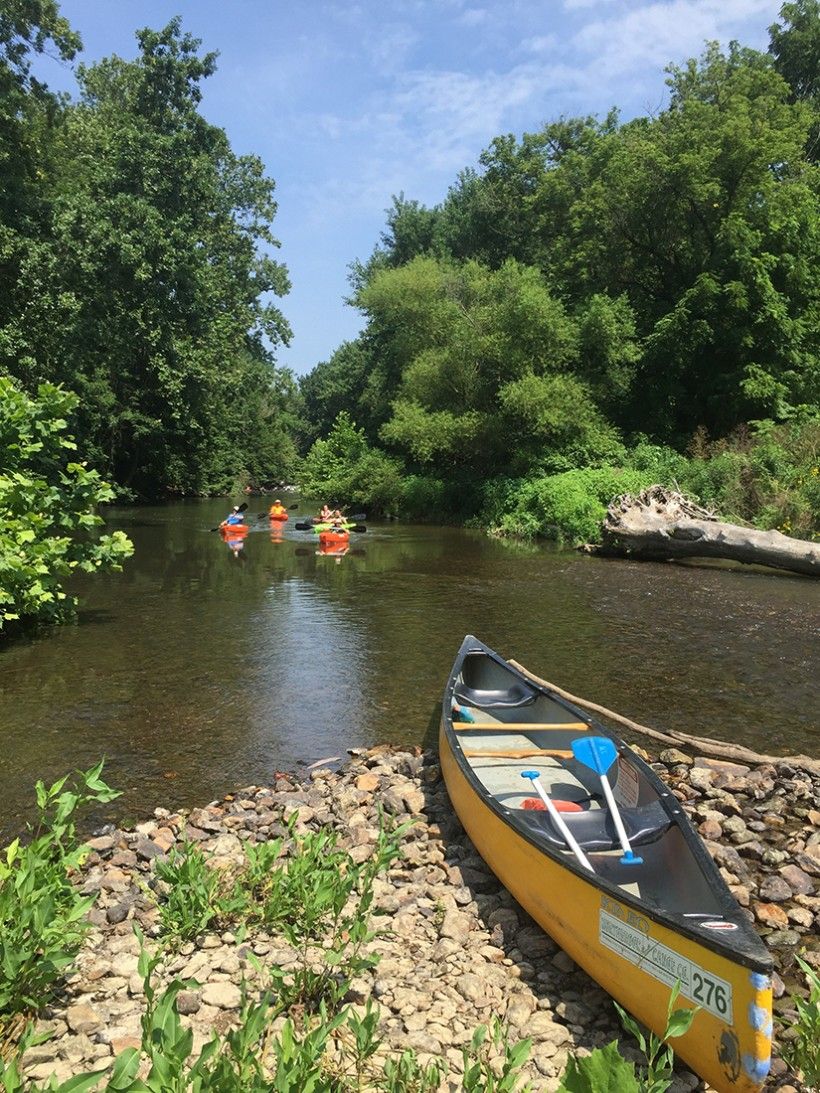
(18, 745, 820, 1091)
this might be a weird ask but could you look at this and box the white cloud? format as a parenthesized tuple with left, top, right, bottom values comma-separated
(564, 0, 618, 9)
(573, 0, 779, 78)
(363, 22, 420, 74)
(458, 7, 491, 26)
(521, 33, 558, 54)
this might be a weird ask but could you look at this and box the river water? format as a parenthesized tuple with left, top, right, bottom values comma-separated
(1, 500, 817, 835)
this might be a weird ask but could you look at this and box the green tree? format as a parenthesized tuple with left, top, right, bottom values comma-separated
(529, 43, 820, 438)
(299, 339, 375, 448)
(298, 411, 403, 512)
(358, 256, 623, 478)
(0, 377, 132, 629)
(7, 18, 292, 497)
(770, 0, 820, 159)
(0, 0, 80, 371)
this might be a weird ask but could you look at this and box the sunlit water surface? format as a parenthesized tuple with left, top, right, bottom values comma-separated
(1, 500, 817, 835)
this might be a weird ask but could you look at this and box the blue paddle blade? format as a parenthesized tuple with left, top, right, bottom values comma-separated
(572, 736, 617, 775)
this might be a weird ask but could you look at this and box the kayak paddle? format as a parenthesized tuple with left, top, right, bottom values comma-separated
(210, 502, 248, 532)
(571, 736, 643, 865)
(521, 771, 593, 873)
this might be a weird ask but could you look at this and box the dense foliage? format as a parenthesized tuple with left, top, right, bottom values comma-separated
(0, 378, 132, 628)
(1, 13, 297, 500)
(3, 1, 819, 544)
(299, 3, 820, 541)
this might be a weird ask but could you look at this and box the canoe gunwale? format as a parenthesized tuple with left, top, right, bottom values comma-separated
(441, 634, 772, 975)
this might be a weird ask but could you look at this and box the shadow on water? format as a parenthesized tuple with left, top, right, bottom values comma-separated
(1, 498, 817, 837)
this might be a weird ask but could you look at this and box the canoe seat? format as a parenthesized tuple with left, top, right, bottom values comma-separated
(524, 799, 673, 853)
(454, 681, 537, 709)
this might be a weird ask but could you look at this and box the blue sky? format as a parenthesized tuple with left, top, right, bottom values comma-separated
(37, 0, 783, 376)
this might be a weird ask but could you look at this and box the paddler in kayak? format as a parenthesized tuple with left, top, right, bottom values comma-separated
(222, 506, 245, 527)
(269, 499, 288, 520)
(319, 503, 334, 521)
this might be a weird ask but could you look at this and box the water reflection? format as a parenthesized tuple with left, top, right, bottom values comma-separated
(0, 498, 817, 836)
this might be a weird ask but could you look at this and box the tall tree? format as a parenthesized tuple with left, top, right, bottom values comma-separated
(359, 256, 624, 476)
(7, 19, 293, 496)
(769, 0, 820, 160)
(452, 44, 820, 439)
(0, 0, 80, 370)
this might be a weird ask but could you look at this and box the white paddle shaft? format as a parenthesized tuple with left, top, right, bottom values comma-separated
(598, 772, 635, 859)
(528, 776, 594, 873)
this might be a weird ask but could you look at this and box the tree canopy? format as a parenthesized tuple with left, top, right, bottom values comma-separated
(302, 6, 820, 508)
(2, 16, 296, 499)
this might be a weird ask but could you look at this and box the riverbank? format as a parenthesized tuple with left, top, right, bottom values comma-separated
(15, 745, 819, 1091)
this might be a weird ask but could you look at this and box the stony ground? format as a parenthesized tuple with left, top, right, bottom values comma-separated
(19, 745, 820, 1091)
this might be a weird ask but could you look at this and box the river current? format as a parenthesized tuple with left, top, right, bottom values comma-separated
(1, 500, 817, 835)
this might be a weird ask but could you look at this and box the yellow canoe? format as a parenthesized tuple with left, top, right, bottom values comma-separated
(440, 635, 773, 1093)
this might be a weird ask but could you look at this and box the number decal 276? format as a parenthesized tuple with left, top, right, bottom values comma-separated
(692, 971, 729, 1017)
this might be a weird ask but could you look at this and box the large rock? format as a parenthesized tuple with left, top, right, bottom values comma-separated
(66, 1003, 102, 1035)
(201, 982, 242, 1009)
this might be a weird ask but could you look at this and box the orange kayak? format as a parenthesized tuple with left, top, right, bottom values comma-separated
(269, 512, 289, 522)
(220, 523, 249, 536)
(319, 529, 350, 546)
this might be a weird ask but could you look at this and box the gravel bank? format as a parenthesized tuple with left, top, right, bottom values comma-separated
(19, 745, 819, 1091)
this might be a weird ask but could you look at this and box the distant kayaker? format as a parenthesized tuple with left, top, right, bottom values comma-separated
(269, 499, 287, 518)
(319, 504, 334, 521)
(223, 506, 244, 526)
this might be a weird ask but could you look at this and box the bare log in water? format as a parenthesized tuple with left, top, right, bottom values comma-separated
(591, 485, 820, 578)
(508, 659, 820, 776)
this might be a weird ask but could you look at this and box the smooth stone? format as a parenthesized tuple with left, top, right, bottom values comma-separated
(201, 982, 242, 1009)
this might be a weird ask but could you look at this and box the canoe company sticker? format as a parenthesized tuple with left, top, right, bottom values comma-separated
(613, 759, 640, 808)
(600, 898, 733, 1022)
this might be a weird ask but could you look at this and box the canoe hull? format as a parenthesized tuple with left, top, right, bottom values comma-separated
(219, 524, 249, 536)
(440, 635, 773, 1093)
(440, 729, 771, 1091)
(269, 513, 289, 521)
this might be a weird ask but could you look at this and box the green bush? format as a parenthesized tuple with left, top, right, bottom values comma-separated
(153, 841, 231, 945)
(0, 764, 119, 1026)
(489, 468, 651, 545)
(662, 419, 820, 537)
(780, 954, 820, 1086)
(0, 379, 133, 630)
(298, 411, 404, 514)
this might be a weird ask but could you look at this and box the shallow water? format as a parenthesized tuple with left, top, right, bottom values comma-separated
(1, 500, 817, 835)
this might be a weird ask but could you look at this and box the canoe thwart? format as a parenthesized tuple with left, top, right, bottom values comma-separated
(462, 748, 573, 759)
(453, 721, 589, 731)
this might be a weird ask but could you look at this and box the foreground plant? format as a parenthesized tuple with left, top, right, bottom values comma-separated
(780, 954, 820, 1086)
(461, 1019, 532, 1092)
(0, 763, 119, 1034)
(251, 816, 407, 1012)
(614, 984, 698, 1093)
(559, 984, 697, 1093)
(153, 840, 228, 944)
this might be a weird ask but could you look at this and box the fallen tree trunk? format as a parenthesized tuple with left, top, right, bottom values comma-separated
(593, 485, 820, 578)
(508, 659, 820, 776)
